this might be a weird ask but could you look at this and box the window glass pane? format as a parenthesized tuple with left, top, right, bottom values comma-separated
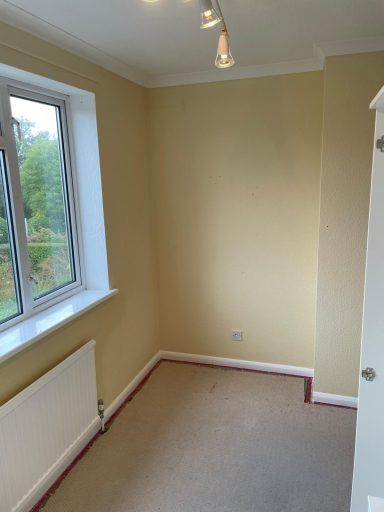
(0, 151, 21, 323)
(10, 95, 75, 300)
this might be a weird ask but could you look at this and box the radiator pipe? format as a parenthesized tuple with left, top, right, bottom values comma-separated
(98, 399, 108, 434)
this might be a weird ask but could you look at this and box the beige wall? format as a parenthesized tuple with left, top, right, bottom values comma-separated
(1, 19, 383, 404)
(0, 22, 159, 406)
(315, 52, 384, 397)
(149, 74, 323, 368)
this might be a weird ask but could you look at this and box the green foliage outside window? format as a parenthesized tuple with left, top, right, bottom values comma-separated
(0, 216, 8, 244)
(0, 117, 71, 316)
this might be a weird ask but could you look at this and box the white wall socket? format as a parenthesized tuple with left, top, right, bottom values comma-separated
(232, 330, 243, 341)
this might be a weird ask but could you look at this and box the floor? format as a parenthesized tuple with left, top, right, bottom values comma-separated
(41, 362, 357, 512)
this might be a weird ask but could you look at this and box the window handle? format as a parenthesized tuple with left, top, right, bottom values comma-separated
(10, 116, 22, 141)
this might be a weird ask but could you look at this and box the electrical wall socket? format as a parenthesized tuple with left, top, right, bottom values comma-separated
(232, 330, 243, 341)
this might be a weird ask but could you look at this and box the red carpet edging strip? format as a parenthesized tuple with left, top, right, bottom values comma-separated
(29, 358, 312, 511)
(30, 360, 162, 512)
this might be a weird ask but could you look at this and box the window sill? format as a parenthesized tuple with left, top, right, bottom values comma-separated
(0, 289, 118, 364)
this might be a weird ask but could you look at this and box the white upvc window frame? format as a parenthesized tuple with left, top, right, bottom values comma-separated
(0, 63, 115, 363)
(0, 77, 84, 333)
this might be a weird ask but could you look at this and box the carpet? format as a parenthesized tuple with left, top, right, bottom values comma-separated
(41, 361, 356, 512)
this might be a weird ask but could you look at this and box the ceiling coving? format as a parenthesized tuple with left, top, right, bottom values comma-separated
(0, 0, 383, 87)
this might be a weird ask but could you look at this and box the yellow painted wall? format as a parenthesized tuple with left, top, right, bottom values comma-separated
(0, 22, 159, 406)
(1, 19, 383, 404)
(315, 52, 384, 397)
(149, 74, 323, 368)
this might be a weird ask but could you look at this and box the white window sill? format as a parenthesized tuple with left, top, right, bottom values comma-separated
(0, 289, 118, 364)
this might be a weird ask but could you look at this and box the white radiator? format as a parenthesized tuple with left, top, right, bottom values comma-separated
(0, 340, 99, 512)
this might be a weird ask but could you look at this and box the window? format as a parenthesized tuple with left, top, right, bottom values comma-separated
(0, 150, 21, 323)
(0, 66, 113, 361)
(0, 79, 82, 331)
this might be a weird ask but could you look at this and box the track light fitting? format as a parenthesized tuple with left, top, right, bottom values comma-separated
(199, 0, 235, 70)
(215, 29, 235, 69)
(199, 0, 221, 29)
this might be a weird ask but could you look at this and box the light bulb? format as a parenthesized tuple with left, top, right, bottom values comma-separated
(215, 30, 235, 69)
(200, 0, 221, 29)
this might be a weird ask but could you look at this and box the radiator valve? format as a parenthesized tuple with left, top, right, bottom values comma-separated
(98, 399, 108, 434)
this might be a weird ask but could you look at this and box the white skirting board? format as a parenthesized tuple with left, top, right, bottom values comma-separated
(103, 351, 314, 429)
(18, 418, 100, 512)
(159, 351, 314, 377)
(105, 350, 314, 424)
(107, 352, 359, 412)
(22, 349, 353, 512)
(313, 391, 358, 409)
(23, 351, 161, 512)
(104, 352, 162, 421)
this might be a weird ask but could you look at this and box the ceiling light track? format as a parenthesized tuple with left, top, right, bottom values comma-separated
(199, 0, 235, 69)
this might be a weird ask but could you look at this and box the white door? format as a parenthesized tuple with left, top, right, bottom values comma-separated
(351, 87, 384, 512)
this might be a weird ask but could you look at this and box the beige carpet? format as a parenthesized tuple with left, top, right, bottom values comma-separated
(41, 362, 356, 512)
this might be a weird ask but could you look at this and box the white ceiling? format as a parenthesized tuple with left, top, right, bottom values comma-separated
(0, 0, 383, 87)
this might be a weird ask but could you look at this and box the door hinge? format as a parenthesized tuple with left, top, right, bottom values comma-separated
(376, 136, 384, 152)
(361, 367, 376, 382)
